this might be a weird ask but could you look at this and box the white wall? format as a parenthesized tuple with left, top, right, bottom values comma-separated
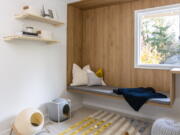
(0, 0, 82, 134)
(83, 75, 180, 121)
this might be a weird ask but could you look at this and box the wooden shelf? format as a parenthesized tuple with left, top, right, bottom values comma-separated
(171, 68, 180, 74)
(15, 12, 64, 26)
(3, 35, 59, 44)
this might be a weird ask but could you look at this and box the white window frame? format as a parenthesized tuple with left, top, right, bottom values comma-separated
(134, 4, 180, 70)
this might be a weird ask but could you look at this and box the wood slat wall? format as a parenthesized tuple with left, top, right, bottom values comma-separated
(69, 0, 136, 9)
(67, 0, 180, 92)
(67, 6, 83, 85)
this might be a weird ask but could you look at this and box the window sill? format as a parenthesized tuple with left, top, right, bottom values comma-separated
(134, 64, 180, 70)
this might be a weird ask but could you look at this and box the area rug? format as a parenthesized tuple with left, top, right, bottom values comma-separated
(58, 110, 151, 135)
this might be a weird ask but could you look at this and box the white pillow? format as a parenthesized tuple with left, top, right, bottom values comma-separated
(70, 64, 90, 86)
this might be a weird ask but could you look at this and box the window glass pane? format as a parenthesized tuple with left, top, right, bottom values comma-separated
(140, 10, 180, 65)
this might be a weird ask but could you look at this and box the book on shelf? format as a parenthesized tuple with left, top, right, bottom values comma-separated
(22, 31, 39, 37)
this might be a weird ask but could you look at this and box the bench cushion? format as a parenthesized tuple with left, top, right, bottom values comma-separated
(68, 86, 171, 105)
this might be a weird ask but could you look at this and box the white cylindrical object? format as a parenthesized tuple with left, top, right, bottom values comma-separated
(151, 118, 180, 135)
(14, 108, 44, 135)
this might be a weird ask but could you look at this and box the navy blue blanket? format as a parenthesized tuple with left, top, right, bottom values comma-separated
(113, 87, 167, 111)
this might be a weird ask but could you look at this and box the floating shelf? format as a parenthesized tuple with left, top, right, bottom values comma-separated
(3, 35, 59, 44)
(15, 12, 64, 26)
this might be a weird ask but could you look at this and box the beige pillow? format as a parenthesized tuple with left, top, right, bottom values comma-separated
(85, 69, 106, 86)
(87, 71, 102, 86)
(70, 64, 90, 86)
(101, 79, 106, 86)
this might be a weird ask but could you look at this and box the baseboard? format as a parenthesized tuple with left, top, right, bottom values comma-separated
(83, 100, 155, 121)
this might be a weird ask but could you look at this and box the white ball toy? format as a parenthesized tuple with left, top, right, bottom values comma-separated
(151, 118, 180, 135)
(14, 108, 44, 135)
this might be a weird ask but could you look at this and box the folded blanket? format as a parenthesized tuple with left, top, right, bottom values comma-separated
(113, 87, 167, 111)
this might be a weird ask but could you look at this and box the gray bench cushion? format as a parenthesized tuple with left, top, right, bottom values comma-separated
(68, 86, 170, 105)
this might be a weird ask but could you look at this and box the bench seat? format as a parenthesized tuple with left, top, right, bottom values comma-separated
(67, 86, 171, 105)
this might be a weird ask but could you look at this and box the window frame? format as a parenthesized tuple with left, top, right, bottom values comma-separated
(134, 4, 180, 70)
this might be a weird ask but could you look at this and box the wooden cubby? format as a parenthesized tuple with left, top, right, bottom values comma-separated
(67, 0, 180, 107)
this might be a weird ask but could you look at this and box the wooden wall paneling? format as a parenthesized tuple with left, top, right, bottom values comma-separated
(80, 0, 179, 92)
(170, 73, 175, 105)
(113, 3, 133, 87)
(82, 9, 97, 68)
(131, 0, 154, 11)
(82, 4, 134, 88)
(132, 69, 170, 92)
(69, 0, 136, 9)
(152, 0, 180, 7)
(67, 6, 83, 85)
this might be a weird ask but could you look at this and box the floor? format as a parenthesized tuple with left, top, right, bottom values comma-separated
(38, 107, 152, 135)
(39, 107, 96, 135)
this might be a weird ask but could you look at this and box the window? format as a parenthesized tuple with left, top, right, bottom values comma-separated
(135, 4, 180, 69)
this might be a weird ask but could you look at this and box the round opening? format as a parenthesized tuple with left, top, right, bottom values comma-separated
(31, 113, 43, 127)
(63, 104, 70, 116)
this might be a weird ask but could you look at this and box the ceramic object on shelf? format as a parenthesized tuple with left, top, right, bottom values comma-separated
(24, 27, 35, 33)
(40, 30, 53, 40)
(22, 5, 41, 16)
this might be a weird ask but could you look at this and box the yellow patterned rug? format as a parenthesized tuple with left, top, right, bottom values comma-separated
(58, 110, 151, 135)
